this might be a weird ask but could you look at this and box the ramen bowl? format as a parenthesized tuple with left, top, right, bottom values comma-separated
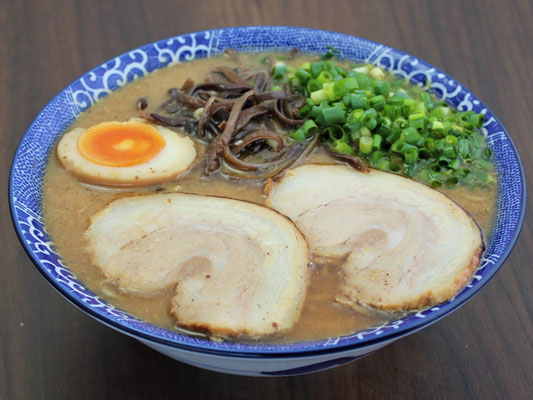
(9, 26, 525, 376)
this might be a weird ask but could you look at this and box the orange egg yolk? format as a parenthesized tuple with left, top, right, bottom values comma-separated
(78, 121, 166, 167)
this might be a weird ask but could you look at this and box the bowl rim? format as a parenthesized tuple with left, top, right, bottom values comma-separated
(9, 26, 527, 358)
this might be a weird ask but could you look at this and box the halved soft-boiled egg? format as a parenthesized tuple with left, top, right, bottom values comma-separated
(57, 119, 197, 186)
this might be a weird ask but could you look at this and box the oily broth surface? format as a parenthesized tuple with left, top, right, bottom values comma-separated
(42, 53, 497, 343)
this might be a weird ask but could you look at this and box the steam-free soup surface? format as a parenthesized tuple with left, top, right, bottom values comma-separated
(43, 53, 497, 343)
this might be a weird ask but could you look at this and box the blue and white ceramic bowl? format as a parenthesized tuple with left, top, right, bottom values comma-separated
(10, 26, 526, 376)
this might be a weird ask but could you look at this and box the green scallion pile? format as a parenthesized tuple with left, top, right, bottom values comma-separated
(271, 58, 496, 188)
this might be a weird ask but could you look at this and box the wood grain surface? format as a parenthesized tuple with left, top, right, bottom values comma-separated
(1, 0, 532, 399)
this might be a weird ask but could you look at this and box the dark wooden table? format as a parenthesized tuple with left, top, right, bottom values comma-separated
(2, 0, 532, 398)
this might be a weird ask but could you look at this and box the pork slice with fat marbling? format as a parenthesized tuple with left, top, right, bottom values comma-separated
(85, 193, 310, 337)
(266, 164, 483, 312)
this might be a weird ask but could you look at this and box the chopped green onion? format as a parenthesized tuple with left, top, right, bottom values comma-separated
(302, 120, 318, 137)
(401, 127, 420, 144)
(298, 105, 311, 118)
(372, 134, 382, 150)
(445, 135, 458, 146)
(392, 117, 408, 131)
(290, 128, 306, 141)
(404, 148, 418, 164)
(310, 61, 325, 77)
(370, 150, 383, 164)
(346, 121, 362, 134)
(359, 126, 372, 137)
(310, 89, 328, 105)
(424, 138, 435, 151)
(283, 56, 494, 188)
(324, 125, 348, 142)
(449, 159, 460, 170)
(470, 113, 485, 128)
(391, 140, 416, 154)
(419, 149, 431, 159)
(321, 106, 346, 125)
(376, 123, 391, 138)
(317, 71, 333, 85)
(386, 129, 401, 144)
(295, 69, 312, 82)
(373, 80, 391, 96)
(384, 105, 401, 119)
(322, 82, 337, 101)
(443, 145, 457, 159)
(429, 163, 441, 172)
(355, 72, 371, 88)
(437, 156, 450, 167)
(271, 65, 288, 80)
(331, 140, 354, 155)
(369, 66, 385, 80)
(321, 46, 340, 60)
(388, 96, 404, 106)
(408, 113, 425, 129)
(420, 92, 434, 109)
(348, 108, 364, 121)
(431, 120, 445, 134)
(376, 159, 390, 171)
(370, 95, 386, 111)
(429, 176, 442, 187)
(350, 94, 368, 109)
(306, 79, 322, 93)
(324, 60, 335, 71)
(457, 168, 471, 177)
(394, 89, 410, 99)
(364, 116, 378, 130)
(333, 78, 358, 97)
(446, 177, 459, 186)
(389, 162, 402, 172)
(359, 136, 373, 154)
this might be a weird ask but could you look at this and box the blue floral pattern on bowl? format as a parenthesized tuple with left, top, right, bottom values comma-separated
(9, 27, 525, 357)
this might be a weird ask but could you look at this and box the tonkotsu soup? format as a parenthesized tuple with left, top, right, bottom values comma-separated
(43, 51, 497, 343)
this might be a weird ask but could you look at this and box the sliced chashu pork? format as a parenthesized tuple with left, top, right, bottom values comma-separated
(266, 164, 483, 312)
(85, 193, 309, 337)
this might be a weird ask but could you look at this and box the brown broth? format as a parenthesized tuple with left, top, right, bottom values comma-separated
(42, 53, 497, 343)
